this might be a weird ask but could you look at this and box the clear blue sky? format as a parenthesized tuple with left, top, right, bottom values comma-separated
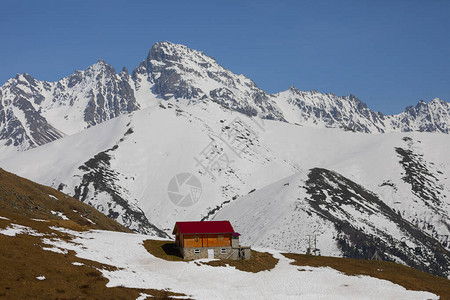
(1, 0, 449, 114)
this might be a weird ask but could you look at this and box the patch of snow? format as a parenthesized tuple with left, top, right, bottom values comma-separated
(36, 276, 46, 281)
(41, 238, 70, 254)
(0, 216, 10, 220)
(80, 215, 95, 224)
(48, 195, 58, 201)
(51, 210, 69, 220)
(0, 223, 44, 237)
(42, 246, 68, 255)
(72, 262, 84, 266)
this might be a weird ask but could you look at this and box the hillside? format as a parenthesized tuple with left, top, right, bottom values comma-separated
(0, 168, 130, 232)
(0, 224, 441, 299)
(0, 168, 184, 299)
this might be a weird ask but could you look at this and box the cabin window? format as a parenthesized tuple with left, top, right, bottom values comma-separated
(221, 248, 227, 254)
(218, 235, 224, 241)
(194, 249, 200, 254)
(195, 235, 199, 242)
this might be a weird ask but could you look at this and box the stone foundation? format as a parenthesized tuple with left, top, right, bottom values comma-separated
(181, 246, 251, 260)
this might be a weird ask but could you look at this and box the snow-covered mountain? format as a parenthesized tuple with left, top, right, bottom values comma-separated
(273, 87, 450, 133)
(1, 41, 450, 277)
(1, 41, 450, 157)
(0, 60, 139, 156)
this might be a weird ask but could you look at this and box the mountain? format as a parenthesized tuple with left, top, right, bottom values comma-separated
(273, 87, 450, 133)
(132, 41, 284, 120)
(214, 168, 450, 277)
(0, 61, 140, 156)
(1, 41, 450, 157)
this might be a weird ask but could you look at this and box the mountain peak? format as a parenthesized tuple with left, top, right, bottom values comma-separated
(147, 41, 210, 65)
(88, 59, 116, 75)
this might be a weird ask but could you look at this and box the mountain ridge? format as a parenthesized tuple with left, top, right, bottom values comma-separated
(1, 41, 449, 156)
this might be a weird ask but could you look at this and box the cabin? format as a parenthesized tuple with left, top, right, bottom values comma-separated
(172, 220, 251, 260)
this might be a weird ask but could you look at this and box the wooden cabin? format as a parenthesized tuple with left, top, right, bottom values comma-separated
(172, 220, 250, 260)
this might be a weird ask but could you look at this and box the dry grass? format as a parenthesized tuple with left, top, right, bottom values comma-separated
(283, 253, 450, 299)
(0, 168, 131, 233)
(202, 250, 279, 273)
(143, 240, 186, 261)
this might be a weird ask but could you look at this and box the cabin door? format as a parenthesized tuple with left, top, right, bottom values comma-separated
(208, 249, 214, 259)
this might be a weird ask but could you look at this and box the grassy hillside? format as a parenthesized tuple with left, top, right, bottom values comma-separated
(0, 168, 132, 232)
(0, 168, 186, 299)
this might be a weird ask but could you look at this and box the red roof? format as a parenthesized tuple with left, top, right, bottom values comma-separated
(173, 221, 236, 235)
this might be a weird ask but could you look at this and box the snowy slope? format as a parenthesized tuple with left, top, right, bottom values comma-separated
(0, 101, 296, 234)
(30, 227, 440, 300)
(213, 169, 450, 277)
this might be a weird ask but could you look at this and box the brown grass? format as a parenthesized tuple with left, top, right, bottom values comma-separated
(143, 240, 186, 261)
(283, 253, 450, 299)
(0, 168, 131, 233)
(202, 250, 279, 273)
(143, 240, 279, 273)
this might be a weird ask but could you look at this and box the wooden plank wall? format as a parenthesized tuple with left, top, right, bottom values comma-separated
(183, 234, 231, 248)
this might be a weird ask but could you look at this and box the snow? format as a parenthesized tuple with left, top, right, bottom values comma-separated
(48, 195, 58, 201)
(41, 227, 437, 300)
(72, 262, 84, 266)
(0, 216, 10, 220)
(36, 276, 46, 281)
(80, 215, 95, 224)
(0, 223, 45, 237)
(51, 211, 69, 220)
(41, 246, 68, 255)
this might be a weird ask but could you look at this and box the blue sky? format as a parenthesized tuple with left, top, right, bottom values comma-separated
(1, 0, 449, 114)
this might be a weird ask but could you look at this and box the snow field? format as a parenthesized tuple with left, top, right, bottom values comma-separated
(41, 228, 437, 300)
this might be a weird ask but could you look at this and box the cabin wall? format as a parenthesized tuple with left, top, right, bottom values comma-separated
(182, 234, 231, 248)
